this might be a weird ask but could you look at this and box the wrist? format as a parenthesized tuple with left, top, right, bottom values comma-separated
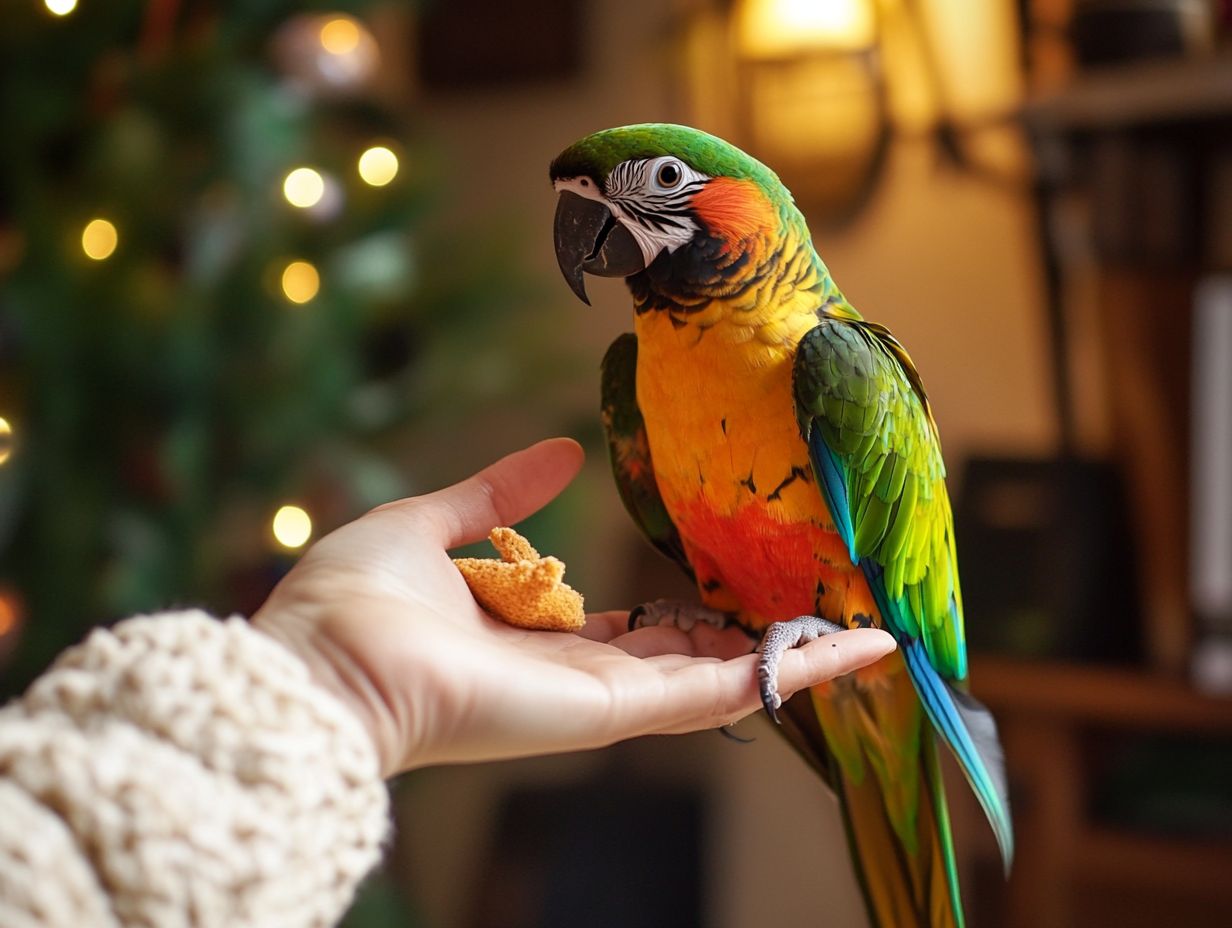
(252, 604, 404, 778)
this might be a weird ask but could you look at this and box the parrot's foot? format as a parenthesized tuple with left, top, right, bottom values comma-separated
(757, 615, 844, 724)
(628, 599, 734, 634)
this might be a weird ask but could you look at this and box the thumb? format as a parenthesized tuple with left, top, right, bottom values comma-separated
(373, 438, 585, 549)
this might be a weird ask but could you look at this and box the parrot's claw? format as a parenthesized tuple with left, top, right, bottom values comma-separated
(628, 599, 733, 633)
(757, 615, 844, 724)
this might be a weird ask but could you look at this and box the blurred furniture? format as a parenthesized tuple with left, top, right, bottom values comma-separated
(957, 456, 1140, 664)
(464, 780, 706, 928)
(972, 656, 1232, 928)
(968, 45, 1232, 928)
(1025, 53, 1232, 674)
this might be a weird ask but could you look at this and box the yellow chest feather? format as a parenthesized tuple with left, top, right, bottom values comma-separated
(633, 307, 824, 523)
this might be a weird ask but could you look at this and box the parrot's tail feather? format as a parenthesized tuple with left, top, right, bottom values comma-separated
(803, 660, 967, 928)
(903, 639, 1015, 871)
(832, 731, 962, 928)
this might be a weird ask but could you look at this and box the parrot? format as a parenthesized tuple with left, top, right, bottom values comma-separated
(548, 124, 1012, 927)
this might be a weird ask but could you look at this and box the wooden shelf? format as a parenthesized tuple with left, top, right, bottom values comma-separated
(1025, 55, 1232, 131)
(1077, 828, 1232, 896)
(967, 655, 1232, 926)
(971, 655, 1232, 733)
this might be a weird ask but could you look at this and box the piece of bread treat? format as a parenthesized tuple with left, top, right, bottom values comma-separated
(453, 527, 586, 631)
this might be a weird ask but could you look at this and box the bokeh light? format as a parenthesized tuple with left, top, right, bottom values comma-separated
(0, 417, 12, 466)
(358, 145, 399, 186)
(283, 167, 325, 208)
(272, 504, 313, 549)
(319, 17, 361, 55)
(44, 0, 78, 16)
(281, 260, 320, 304)
(81, 218, 118, 260)
(0, 589, 19, 637)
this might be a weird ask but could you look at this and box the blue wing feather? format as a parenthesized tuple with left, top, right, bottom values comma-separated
(807, 424, 858, 564)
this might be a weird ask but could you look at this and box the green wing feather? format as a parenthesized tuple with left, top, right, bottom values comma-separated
(793, 317, 1013, 873)
(793, 318, 965, 679)
(600, 333, 693, 580)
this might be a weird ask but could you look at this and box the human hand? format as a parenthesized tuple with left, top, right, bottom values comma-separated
(253, 438, 896, 776)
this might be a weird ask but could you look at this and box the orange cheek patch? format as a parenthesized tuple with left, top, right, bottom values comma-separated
(690, 177, 777, 249)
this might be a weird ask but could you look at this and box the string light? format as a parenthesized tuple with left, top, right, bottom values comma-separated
(0, 417, 12, 466)
(283, 167, 325, 208)
(0, 589, 19, 638)
(319, 17, 361, 55)
(281, 260, 320, 304)
(358, 145, 399, 186)
(272, 505, 313, 549)
(44, 0, 78, 16)
(81, 218, 118, 260)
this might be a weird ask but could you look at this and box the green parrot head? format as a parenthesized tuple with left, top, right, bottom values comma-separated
(549, 124, 800, 305)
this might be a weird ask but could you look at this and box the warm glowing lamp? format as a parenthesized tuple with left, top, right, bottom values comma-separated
(44, 0, 78, 16)
(281, 261, 320, 304)
(738, 0, 876, 58)
(272, 505, 313, 549)
(725, 0, 885, 221)
(358, 146, 399, 186)
(690, 0, 1024, 223)
(81, 218, 118, 260)
(0, 417, 12, 466)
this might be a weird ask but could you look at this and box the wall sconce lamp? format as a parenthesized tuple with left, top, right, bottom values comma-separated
(679, 0, 1024, 226)
(732, 0, 889, 223)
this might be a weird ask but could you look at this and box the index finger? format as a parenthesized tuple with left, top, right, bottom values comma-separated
(632, 628, 896, 736)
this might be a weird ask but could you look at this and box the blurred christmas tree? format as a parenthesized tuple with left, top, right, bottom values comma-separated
(0, 0, 578, 700)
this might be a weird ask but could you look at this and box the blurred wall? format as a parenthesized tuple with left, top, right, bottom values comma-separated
(395, 1, 1053, 925)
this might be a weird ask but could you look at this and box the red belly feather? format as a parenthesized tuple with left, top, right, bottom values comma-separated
(673, 497, 857, 627)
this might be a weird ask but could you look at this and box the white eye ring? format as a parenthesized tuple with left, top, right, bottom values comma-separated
(653, 159, 684, 190)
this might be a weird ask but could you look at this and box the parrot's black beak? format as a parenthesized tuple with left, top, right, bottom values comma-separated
(553, 190, 646, 305)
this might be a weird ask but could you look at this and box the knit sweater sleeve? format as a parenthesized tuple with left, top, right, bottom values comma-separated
(0, 610, 389, 928)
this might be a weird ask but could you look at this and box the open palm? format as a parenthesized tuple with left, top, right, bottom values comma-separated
(254, 438, 895, 776)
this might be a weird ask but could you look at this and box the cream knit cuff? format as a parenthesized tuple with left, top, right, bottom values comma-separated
(0, 610, 389, 928)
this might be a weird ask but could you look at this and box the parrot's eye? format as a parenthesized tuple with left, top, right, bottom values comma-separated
(655, 161, 682, 189)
